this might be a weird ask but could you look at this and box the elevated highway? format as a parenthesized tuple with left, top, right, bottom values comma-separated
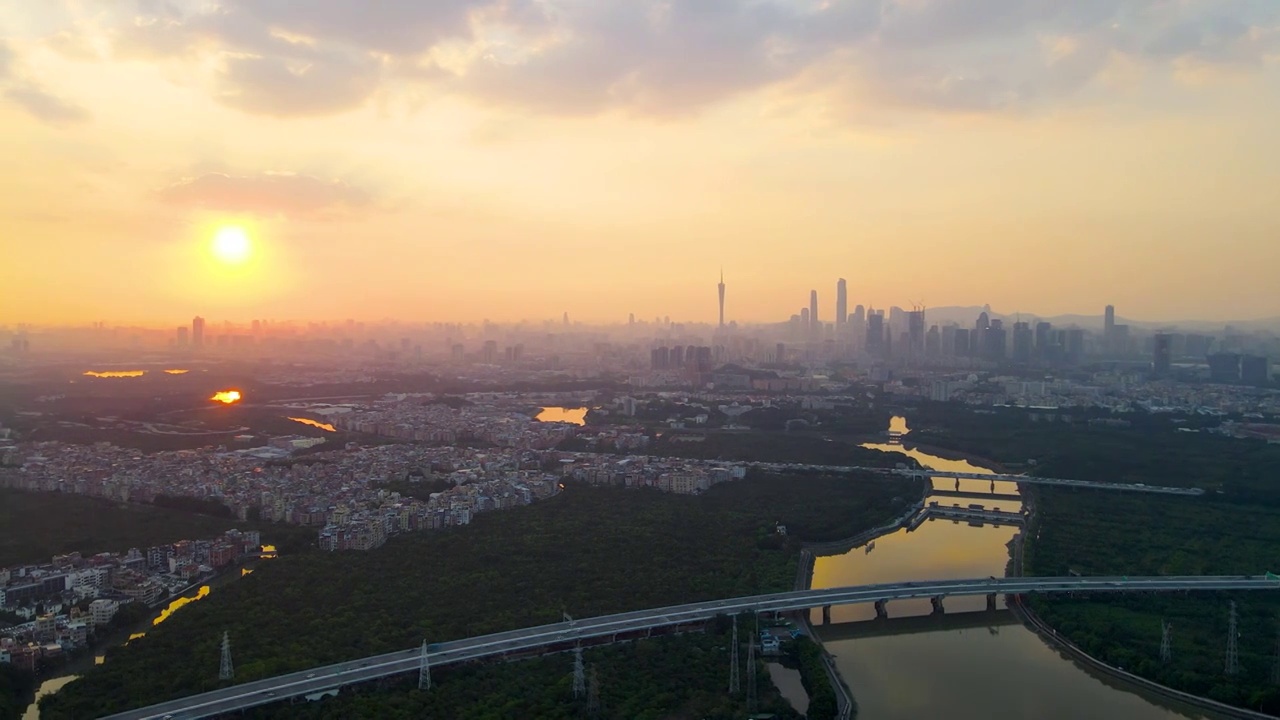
(104, 575, 1278, 720)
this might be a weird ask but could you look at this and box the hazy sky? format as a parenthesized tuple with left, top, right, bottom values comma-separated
(3, 1, 1279, 325)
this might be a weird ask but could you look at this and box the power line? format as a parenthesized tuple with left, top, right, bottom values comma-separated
(1160, 621, 1172, 664)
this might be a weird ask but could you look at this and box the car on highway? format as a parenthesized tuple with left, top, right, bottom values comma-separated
(306, 673, 316, 679)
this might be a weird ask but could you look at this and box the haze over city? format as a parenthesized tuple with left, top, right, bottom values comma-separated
(3, 1, 1280, 325)
(6, 4, 1280, 720)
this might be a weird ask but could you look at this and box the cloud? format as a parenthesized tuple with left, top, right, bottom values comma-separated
(159, 172, 371, 218)
(216, 51, 382, 117)
(87, 0, 1280, 120)
(4, 83, 91, 125)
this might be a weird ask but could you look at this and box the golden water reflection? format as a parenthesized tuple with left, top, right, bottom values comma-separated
(164, 369, 189, 375)
(83, 370, 145, 378)
(153, 586, 210, 626)
(535, 407, 588, 426)
(23, 676, 79, 720)
(211, 390, 242, 404)
(288, 417, 336, 432)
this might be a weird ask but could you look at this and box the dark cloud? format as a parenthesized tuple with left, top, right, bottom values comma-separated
(98, 0, 1280, 119)
(159, 172, 371, 217)
(4, 83, 91, 125)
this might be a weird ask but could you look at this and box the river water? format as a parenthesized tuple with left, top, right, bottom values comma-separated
(810, 417, 1225, 720)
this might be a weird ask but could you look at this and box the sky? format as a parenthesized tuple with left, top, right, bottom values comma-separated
(2, 0, 1279, 326)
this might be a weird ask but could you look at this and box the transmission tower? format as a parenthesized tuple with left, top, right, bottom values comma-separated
(746, 634, 758, 713)
(219, 631, 234, 681)
(572, 644, 586, 700)
(1160, 621, 1172, 664)
(587, 665, 601, 718)
(728, 618, 740, 694)
(418, 640, 432, 691)
(1225, 601, 1240, 676)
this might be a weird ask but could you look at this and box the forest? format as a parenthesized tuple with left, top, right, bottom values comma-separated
(42, 470, 913, 719)
(0, 664, 35, 720)
(1024, 486, 1280, 713)
(648, 431, 908, 468)
(905, 402, 1280, 503)
(0, 489, 245, 567)
(229, 619, 802, 720)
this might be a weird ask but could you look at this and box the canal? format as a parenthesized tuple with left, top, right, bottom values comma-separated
(809, 417, 1227, 720)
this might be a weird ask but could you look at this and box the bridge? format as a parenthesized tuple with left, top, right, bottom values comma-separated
(907, 505, 1024, 532)
(104, 575, 1278, 720)
(929, 488, 1022, 502)
(817, 608, 1021, 642)
(752, 462, 1205, 496)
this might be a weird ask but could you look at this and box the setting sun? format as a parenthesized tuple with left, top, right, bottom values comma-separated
(211, 227, 252, 265)
(210, 390, 242, 404)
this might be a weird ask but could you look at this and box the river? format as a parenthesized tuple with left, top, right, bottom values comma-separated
(809, 417, 1227, 720)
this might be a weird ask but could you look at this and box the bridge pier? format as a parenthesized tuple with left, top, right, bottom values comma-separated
(822, 605, 832, 625)
(931, 596, 945, 615)
(874, 599, 888, 620)
(986, 593, 997, 611)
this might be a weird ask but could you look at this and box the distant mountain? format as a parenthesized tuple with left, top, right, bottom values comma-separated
(906, 306, 1280, 333)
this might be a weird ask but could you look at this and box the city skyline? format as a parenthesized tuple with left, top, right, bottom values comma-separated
(3, 2, 1280, 324)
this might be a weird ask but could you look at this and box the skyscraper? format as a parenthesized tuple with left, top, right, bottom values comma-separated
(866, 310, 885, 357)
(1104, 305, 1115, 335)
(809, 290, 818, 338)
(907, 308, 925, 358)
(835, 279, 847, 329)
(1153, 333, 1172, 376)
(717, 270, 726, 328)
(192, 316, 205, 348)
(1012, 322, 1033, 364)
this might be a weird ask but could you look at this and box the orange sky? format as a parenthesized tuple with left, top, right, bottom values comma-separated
(2, 1, 1279, 325)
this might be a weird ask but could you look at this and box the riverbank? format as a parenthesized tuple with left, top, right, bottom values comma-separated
(1008, 492, 1256, 719)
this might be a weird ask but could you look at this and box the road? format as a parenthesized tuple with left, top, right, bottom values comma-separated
(102, 574, 1279, 720)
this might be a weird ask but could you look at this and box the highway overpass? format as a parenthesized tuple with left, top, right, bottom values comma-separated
(102, 575, 1278, 720)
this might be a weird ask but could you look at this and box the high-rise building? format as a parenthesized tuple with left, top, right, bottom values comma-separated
(192, 316, 205, 348)
(176, 326, 188, 347)
(1208, 353, 1241, 383)
(717, 270, 726, 328)
(809, 290, 819, 338)
(1152, 333, 1173, 376)
(1012, 322, 1032, 364)
(866, 310, 885, 358)
(1241, 355, 1270, 386)
(1104, 305, 1115, 335)
(835, 279, 847, 329)
(907, 309, 925, 358)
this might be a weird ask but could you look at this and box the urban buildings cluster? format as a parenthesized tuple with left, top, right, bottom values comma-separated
(0, 529, 261, 671)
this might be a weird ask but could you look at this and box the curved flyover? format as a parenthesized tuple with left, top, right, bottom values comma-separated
(102, 575, 1277, 720)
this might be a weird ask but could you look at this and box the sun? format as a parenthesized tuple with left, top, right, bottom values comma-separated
(211, 226, 252, 264)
